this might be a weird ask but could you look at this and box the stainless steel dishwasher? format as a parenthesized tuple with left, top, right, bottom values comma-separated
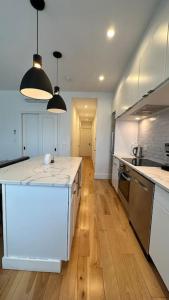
(129, 169, 155, 254)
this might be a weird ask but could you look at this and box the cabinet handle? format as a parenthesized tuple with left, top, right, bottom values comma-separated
(148, 89, 154, 94)
(54, 148, 56, 152)
(121, 173, 131, 182)
(23, 146, 26, 150)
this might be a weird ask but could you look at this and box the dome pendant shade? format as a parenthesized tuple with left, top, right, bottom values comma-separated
(20, 55, 53, 100)
(47, 92, 67, 113)
(20, 2, 53, 100)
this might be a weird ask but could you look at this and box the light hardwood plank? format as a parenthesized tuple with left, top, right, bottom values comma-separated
(77, 257, 88, 300)
(113, 254, 152, 300)
(0, 158, 168, 299)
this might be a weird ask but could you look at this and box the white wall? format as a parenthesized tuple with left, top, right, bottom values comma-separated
(71, 106, 80, 156)
(0, 91, 113, 179)
(92, 115, 96, 168)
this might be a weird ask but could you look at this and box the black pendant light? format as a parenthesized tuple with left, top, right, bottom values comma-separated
(20, 0, 53, 100)
(47, 51, 67, 113)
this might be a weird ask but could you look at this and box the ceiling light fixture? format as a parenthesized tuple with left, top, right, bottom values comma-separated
(47, 51, 67, 113)
(84, 105, 88, 109)
(149, 117, 157, 121)
(99, 75, 105, 81)
(107, 27, 115, 39)
(20, 0, 53, 100)
(135, 117, 141, 121)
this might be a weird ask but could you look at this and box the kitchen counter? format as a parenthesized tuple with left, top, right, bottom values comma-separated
(0, 156, 82, 273)
(0, 156, 82, 187)
(114, 154, 169, 193)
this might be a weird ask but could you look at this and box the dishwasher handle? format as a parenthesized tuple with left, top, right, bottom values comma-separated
(134, 178, 148, 192)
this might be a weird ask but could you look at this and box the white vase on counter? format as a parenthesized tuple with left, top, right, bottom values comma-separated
(44, 153, 51, 165)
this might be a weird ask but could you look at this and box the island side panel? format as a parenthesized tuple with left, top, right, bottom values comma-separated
(68, 163, 82, 259)
(2, 184, 69, 270)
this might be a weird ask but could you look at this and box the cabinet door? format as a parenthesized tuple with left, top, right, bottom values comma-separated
(114, 79, 127, 118)
(139, 4, 168, 99)
(22, 113, 58, 157)
(69, 196, 75, 253)
(40, 114, 58, 155)
(112, 157, 119, 192)
(125, 53, 140, 108)
(150, 186, 169, 290)
(22, 113, 40, 157)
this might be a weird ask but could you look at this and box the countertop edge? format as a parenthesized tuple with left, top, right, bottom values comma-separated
(0, 157, 82, 188)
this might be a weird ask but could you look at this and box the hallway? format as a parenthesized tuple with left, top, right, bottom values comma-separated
(0, 158, 168, 299)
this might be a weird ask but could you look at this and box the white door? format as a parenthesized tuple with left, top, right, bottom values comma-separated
(22, 114, 40, 157)
(40, 115, 57, 155)
(80, 128, 92, 157)
(22, 113, 58, 157)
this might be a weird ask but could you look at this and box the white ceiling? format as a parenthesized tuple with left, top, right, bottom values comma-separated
(73, 98, 97, 121)
(0, 0, 161, 92)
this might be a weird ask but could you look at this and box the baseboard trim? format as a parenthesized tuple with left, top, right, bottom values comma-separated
(2, 256, 62, 273)
(94, 173, 111, 179)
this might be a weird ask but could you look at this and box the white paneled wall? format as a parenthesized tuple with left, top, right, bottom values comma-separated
(71, 106, 80, 157)
(92, 116, 96, 167)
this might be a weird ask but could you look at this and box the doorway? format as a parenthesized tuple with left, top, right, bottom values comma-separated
(80, 125, 92, 157)
(71, 98, 97, 168)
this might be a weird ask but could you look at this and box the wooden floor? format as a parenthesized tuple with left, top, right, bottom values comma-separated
(0, 158, 168, 299)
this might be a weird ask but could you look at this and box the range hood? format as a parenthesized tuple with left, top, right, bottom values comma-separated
(119, 78, 169, 121)
(131, 104, 169, 116)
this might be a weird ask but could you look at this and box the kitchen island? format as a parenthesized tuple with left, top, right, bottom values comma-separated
(0, 156, 82, 273)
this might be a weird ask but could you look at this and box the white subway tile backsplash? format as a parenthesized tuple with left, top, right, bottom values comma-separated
(138, 108, 169, 163)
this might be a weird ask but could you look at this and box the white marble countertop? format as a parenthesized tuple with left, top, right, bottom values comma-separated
(114, 153, 169, 193)
(0, 156, 82, 187)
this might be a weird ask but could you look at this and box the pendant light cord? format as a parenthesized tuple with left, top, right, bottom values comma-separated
(37, 10, 39, 54)
(57, 58, 59, 86)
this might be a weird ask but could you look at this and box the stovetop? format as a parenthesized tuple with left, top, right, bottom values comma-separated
(122, 157, 162, 167)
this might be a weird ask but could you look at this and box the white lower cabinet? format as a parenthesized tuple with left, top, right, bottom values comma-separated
(150, 185, 169, 289)
(112, 157, 119, 192)
(68, 168, 81, 258)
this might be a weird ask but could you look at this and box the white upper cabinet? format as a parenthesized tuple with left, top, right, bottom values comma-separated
(113, 79, 126, 117)
(112, 1, 169, 118)
(139, 2, 169, 99)
(125, 53, 140, 108)
(113, 56, 140, 118)
(165, 5, 169, 78)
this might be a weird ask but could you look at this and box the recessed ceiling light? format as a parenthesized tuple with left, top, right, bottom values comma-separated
(135, 117, 141, 121)
(122, 105, 129, 110)
(149, 117, 156, 121)
(99, 75, 105, 81)
(64, 75, 72, 82)
(107, 27, 115, 39)
(84, 105, 88, 109)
